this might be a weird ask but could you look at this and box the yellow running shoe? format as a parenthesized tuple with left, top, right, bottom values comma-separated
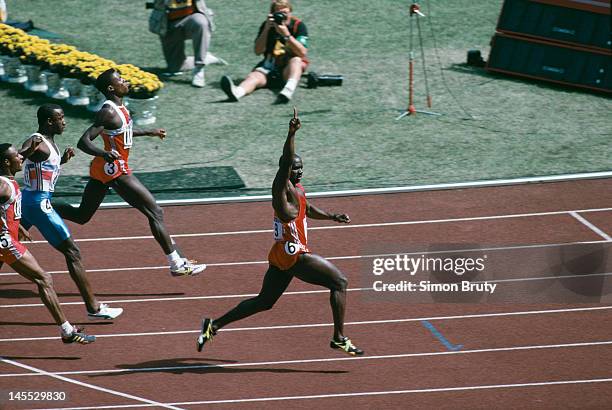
(197, 318, 215, 352)
(330, 337, 364, 356)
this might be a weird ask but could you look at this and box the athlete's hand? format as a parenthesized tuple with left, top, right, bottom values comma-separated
(30, 135, 43, 151)
(61, 147, 75, 164)
(19, 135, 44, 159)
(151, 128, 166, 140)
(332, 213, 351, 224)
(18, 225, 32, 242)
(103, 149, 121, 163)
(288, 107, 301, 134)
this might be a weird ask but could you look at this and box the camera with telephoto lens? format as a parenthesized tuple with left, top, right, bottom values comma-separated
(306, 72, 344, 89)
(272, 11, 287, 24)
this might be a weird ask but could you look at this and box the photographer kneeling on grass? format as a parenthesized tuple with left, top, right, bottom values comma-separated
(148, 0, 216, 88)
(220, 0, 309, 104)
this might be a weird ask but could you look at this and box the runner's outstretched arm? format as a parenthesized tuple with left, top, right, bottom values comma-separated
(133, 128, 166, 138)
(275, 107, 301, 187)
(306, 201, 350, 223)
(272, 108, 301, 221)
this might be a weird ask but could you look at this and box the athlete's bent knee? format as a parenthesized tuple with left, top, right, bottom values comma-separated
(73, 211, 94, 225)
(34, 271, 54, 289)
(334, 274, 348, 292)
(149, 205, 164, 223)
(258, 296, 277, 312)
(63, 244, 82, 262)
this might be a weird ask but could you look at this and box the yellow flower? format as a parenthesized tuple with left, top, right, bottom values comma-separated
(0, 25, 163, 94)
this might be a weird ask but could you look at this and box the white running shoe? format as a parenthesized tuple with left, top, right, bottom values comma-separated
(204, 52, 228, 66)
(170, 259, 207, 277)
(161, 70, 184, 78)
(88, 303, 123, 320)
(192, 67, 205, 88)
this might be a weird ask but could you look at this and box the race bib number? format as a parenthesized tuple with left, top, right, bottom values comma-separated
(51, 171, 60, 188)
(40, 198, 53, 214)
(123, 125, 133, 148)
(0, 233, 12, 249)
(273, 219, 283, 240)
(13, 196, 22, 220)
(104, 162, 118, 176)
(284, 241, 300, 256)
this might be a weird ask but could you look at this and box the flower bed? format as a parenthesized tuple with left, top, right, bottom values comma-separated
(0, 23, 163, 99)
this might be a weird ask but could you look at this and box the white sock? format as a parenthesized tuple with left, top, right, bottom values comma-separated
(60, 321, 74, 336)
(234, 86, 246, 99)
(167, 250, 183, 268)
(283, 78, 298, 93)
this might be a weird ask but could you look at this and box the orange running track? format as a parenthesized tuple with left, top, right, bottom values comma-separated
(1, 178, 611, 409)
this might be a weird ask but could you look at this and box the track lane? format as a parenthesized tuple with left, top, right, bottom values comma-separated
(1, 213, 603, 273)
(9, 343, 612, 409)
(56, 178, 612, 240)
(1, 179, 611, 408)
(2, 306, 612, 372)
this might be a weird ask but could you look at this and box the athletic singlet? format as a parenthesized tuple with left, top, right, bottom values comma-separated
(89, 100, 133, 183)
(22, 134, 61, 192)
(100, 100, 133, 160)
(268, 183, 310, 270)
(0, 176, 26, 263)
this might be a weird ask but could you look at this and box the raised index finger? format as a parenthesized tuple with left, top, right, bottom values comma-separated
(293, 106, 298, 119)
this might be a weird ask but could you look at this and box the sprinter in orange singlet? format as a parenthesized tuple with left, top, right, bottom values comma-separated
(55, 69, 206, 277)
(196, 108, 363, 356)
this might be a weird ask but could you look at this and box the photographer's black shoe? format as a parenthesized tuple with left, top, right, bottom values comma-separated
(275, 93, 290, 104)
(275, 86, 294, 104)
(221, 75, 239, 102)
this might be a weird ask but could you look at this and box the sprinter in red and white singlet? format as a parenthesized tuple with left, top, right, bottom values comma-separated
(55, 69, 206, 277)
(197, 109, 364, 356)
(0, 143, 95, 344)
(89, 99, 133, 184)
(268, 181, 310, 270)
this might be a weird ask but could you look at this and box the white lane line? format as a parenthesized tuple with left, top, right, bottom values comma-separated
(30, 376, 612, 409)
(2, 340, 612, 378)
(0, 265, 170, 277)
(1, 239, 609, 278)
(173, 377, 612, 405)
(476, 271, 612, 284)
(570, 212, 612, 241)
(0, 288, 369, 308)
(0, 259, 268, 276)
(1, 305, 611, 343)
(3, 269, 612, 309)
(0, 357, 185, 410)
(91, 171, 612, 209)
(21, 207, 612, 244)
(42, 406, 149, 410)
(34, 376, 612, 409)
